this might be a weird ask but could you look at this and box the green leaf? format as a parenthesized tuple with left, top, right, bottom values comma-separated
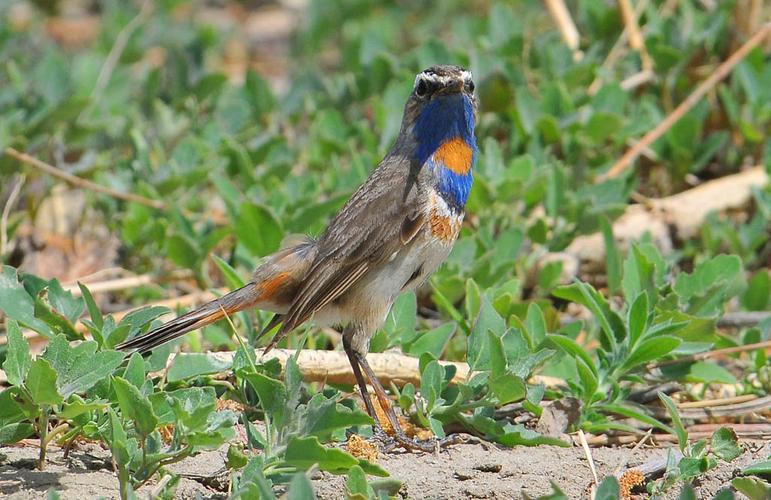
(497, 424, 569, 447)
(239, 457, 277, 498)
(346, 465, 369, 499)
(576, 357, 598, 405)
(659, 393, 688, 452)
(600, 218, 621, 294)
(238, 368, 287, 425)
(78, 282, 103, 334)
(58, 400, 108, 419)
(710, 427, 743, 462)
(235, 202, 283, 257)
(0, 422, 35, 444)
(166, 233, 202, 270)
(465, 279, 482, 320)
(0, 387, 28, 424)
(0, 266, 52, 336)
(687, 361, 737, 385)
(467, 298, 505, 371)
(113, 376, 159, 437)
(526, 302, 547, 346)
(678, 456, 713, 478)
(742, 270, 770, 311)
(407, 322, 455, 358)
(678, 485, 697, 500)
(26, 358, 63, 405)
(673, 255, 742, 315)
(553, 282, 624, 350)
(627, 292, 649, 349)
(420, 360, 444, 412)
(621, 335, 681, 372)
(732, 477, 771, 500)
(488, 330, 507, 378)
(3, 320, 31, 386)
(212, 254, 246, 289)
(594, 476, 620, 500)
(621, 245, 658, 308)
(384, 291, 417, 346)
(489, 372, 526, 405)
(284, 436, 388, 476)
(743, 460, 771, 477)
(42, 336, 125, 398)
(167, 386, 218, 431)
(107, 407, 131, 468)
(287, 472, 317, 500)
(44, 279, 83, 323)
(296, 394, 373, 441)
(594, 403, 672, 433)
(122, 352, 146, 388)
(167, 353, 232, 382)
(546, 334, 597, 377)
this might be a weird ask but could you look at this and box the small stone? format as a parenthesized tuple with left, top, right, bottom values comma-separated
(453, 469, 477, 481)
(464, 486, 494, 498)
(473, 462, 502, 473)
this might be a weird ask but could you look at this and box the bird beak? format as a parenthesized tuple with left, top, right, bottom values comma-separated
(437, 79, 465, 95)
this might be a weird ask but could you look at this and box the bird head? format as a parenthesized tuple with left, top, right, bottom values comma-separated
(397, 65, 478, 208)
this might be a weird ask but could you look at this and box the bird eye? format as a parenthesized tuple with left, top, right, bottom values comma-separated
(466, 79, 475, 93)
(415, 78, 429, 97)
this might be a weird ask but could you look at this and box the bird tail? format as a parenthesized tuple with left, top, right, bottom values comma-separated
(116, 282, 260, 354)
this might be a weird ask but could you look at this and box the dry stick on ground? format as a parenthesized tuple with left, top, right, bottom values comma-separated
(564, 166, 769, 266)
(646, 395, 771, 420)
(91, 0, 152, 99)
(544, 0, 583, 61)
(598, 23, 771, 182)
(587, 0, 650, 95)
(146, 349, 562, 389)
(3, 147, 228, 224)
(677, 394, 759, 409)
(618, 0, 653, 71)
(578, 429, 599, 492)
(586, 426, 771, 446)
(61, 269, 194, 296)
(717, 311, 771, 329)
(0, 173, 25, 256)
(4, 147, 165, 210)
(650, 340, 771, 368)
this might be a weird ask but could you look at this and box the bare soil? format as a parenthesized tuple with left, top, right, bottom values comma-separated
(1, 439, 768, 499)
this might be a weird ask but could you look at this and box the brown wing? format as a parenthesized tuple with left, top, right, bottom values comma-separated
(264, 157, 426, 349)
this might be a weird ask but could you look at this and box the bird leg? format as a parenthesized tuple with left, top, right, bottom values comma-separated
(342, 333, 455, 453)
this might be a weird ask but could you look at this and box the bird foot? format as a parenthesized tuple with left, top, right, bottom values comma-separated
(372, 426, 462, 453)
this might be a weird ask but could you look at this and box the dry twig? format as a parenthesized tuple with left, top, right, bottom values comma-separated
(598, 23, 771, 182)
(544, 0, 584, 61)
(0, 173, 25, 256)
(92, 1, 153, 99)
(651, 340, 771, 368)
(618, 0, 653, 70)
(147, 349, 562, 389)
(3, 147, 227, 223)
(4, 147, 165, 210)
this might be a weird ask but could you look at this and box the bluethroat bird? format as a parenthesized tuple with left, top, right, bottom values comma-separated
(118, 65, 477, 451)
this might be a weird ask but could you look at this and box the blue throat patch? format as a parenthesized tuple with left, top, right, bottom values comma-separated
(413, 93, 476, 209)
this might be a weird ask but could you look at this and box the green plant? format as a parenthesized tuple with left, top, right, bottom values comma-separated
(649, 393, 744, 496)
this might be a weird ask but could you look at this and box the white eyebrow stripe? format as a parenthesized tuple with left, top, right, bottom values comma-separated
(414, 70, 473, 88)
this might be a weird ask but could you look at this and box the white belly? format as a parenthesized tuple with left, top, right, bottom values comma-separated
(315, 191, 463, 352)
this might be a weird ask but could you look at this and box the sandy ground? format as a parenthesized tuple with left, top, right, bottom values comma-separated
(1, 439, 768, 499)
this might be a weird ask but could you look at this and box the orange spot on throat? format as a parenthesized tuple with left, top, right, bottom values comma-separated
(434, 137, 473, 175)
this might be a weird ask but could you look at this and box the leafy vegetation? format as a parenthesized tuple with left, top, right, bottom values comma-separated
(1, 0, 770, 498)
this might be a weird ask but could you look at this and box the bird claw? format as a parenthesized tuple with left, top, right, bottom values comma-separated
(371, 425, 461, 453)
